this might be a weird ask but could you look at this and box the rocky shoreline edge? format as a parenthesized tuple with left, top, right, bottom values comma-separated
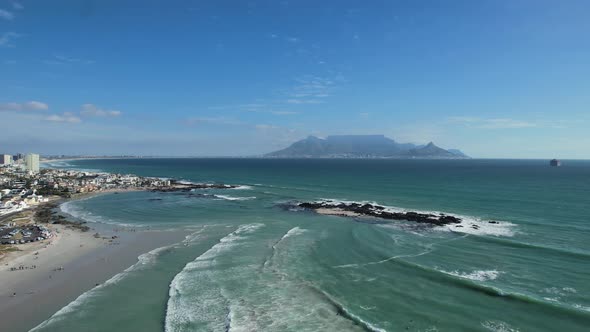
(149, 182, 240, 192)
(285, 200, 500, 229)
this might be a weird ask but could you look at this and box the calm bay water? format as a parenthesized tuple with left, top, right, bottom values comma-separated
(33, 158, 590, 331)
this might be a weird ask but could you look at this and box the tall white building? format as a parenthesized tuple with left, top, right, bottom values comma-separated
(25, 153, 40, 173)
(1, 154, 11, 165)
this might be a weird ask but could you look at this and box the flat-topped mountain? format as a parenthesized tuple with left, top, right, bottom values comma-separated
(265, 135, 468, 159)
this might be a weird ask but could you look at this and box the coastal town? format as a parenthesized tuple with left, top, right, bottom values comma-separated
(1, 153, 169, 217)
(0, 154, 211, 330)
(0, 153, 236, 247)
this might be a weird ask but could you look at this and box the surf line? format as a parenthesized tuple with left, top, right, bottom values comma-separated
(334, 233, 469, 269)
(263, 227, 307, 269)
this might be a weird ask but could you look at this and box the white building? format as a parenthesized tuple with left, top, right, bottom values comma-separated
(25, 153, 40, 173)
(1, 154, 11, 165)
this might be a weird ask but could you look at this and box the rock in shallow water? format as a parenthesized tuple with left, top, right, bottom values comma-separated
(296, 201, 463, 226)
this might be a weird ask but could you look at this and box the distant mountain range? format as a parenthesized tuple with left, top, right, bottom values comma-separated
(265, 135, 469, 159)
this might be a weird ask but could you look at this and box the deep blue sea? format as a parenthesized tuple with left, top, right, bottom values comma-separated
(33, 158, 590, 331)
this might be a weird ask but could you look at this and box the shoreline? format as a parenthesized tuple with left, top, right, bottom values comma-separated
(0, 163, 242, 331)
(0, 191, 188, 332)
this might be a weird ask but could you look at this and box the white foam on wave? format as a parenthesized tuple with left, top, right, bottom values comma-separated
(280, 226, 306, 241)
(360, 305, 376, 310)
(168, 222, 386, 332)
(314, 288, 387, 332)
(264, 227, 308, 269)
(439, 218, 516, 237)
(60, 199, 142, 228)
(481, 320, 520, 332)
(563, 287, 577, 293)
(334, 248, 434, 269)
(223, 279, 384, 332)
(177, 180, 197, 185)
(539, 287, 589, 313)
(542, 286, 578, 296)
(316, 198, 516, 237)
(335, 233, 469, 269)
(136, 244, 174, 265)
(213, 194, 256, 201)
(180, 180, 245, 190)
(231, 185, 253, 190)
(165, 223, 264, 332)
(573, 304, 590, 312)
(340, 306, 387, 332)
(441, 269, 502, 281)
(30, 240, 178, 331)
(33, 226, 208, 331)
(317, 198, 405, 213)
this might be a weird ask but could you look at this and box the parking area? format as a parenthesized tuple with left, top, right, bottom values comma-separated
(0, 225, 52, 245)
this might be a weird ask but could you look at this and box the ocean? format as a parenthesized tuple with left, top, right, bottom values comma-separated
(33, 158, 590, 331)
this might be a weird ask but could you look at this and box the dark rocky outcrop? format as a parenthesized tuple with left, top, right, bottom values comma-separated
(296, 201, 463, 226)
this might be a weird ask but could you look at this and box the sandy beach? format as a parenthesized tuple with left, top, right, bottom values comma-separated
(0, 221, 186, 331)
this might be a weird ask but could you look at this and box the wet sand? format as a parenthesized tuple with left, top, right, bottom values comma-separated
(0, 224, 186, 332)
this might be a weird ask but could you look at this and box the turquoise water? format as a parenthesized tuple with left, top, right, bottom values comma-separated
(33, 159, 590, 331)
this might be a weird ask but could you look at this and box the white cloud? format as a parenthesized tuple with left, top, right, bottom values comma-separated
(25, 101, 49, 110)
(286, 99, 323, 104)
(45, 112, 81, 124)
(0, 9, 14, 20)
(270, 111, 298, 115)
(0, 32, 21, 47)
(55, 54, 95, 64)
(207, 75, 340, 112)
(0, 101, 49, 111)
(45, 54, 95, 65)
(80, 104, 121, 117)
(255, 124, 280, 130)
(185, 117, 242, 126)
(13, 2, 23, 10)
(283, 75, 340, 104)
(208, 103, 299, 116)
(448, 117, 537, 129)
(478, 118, 536, 129)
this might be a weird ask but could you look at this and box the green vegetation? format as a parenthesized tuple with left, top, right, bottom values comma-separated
(35, 187, 71, 198)
(0, 246, 20, 255)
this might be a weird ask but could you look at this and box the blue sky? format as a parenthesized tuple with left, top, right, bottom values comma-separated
(1, 0, 589, 158)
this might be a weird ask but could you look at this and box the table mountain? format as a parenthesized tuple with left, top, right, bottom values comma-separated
(265, 135, 469, 158)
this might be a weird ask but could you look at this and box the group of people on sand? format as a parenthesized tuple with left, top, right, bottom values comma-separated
(9, 264, 37, 271)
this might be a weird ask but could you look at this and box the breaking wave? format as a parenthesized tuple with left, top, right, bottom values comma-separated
(213, 194, 256, 201)
(280, 226, 306, 241)
(263, 227, 307, 269)
(440, 269, 502, 281)
(165, 223, 265, 332)
(231, 185, 253, 190)
(481, 320, 520, 332)
(60, 198, 142, 228)
(30, 240, 179, 331)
